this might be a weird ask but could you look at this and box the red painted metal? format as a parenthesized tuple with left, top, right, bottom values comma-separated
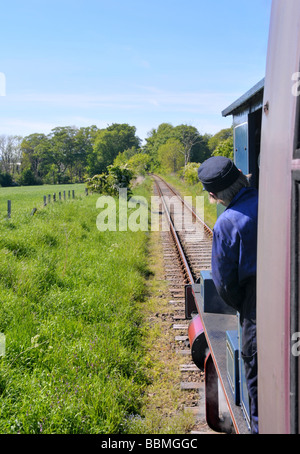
(188, 314, 208, 371)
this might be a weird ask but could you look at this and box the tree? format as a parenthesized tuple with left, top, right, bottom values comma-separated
(0, 135, 23, 174)
(173, 125, 202, 166)
(157, 138, 185, 173)
(21, 133, 50, 178)
(190, 132, 212, 163)
(89, 124, 141, 175)
(208, 128, 233, 154)
(0, 172, 13, 187)
(144, 123, 211, 169)
(14, 122, 233, 184)
(47, 126, 79, 183)
(143, 123, 174, 169)
(126, 153, 151, 176)
(113, 146, 140, 167)
(74, 125, 98, 180)
(212, 136, 234, 160)
(18, 168, 42, 186)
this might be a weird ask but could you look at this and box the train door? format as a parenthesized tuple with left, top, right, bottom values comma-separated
(234, 108, 261, 189)
(257, 0, 300, 434)
(234, 122, 248, 174)
(248, 108, 261, 189)
(222, 79, 264, 192)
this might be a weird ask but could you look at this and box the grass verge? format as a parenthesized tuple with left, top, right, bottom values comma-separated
(0, 177, 196, 434)
(125, 228, 195, 434)
(0, 183, 151, 434)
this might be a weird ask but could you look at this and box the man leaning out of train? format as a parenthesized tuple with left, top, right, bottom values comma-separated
(198, 156, 258, 434)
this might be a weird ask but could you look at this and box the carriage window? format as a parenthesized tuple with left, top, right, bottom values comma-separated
(296, 104, 300, 154)
(291, 173, 300, 433)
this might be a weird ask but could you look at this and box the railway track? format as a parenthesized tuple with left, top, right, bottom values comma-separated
(152, 175, 217, 434)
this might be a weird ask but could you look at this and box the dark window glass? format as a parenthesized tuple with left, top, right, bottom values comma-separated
(296, 104, 300, 152)
(291, 174, 300, 433)
(294, 83, 300, 156)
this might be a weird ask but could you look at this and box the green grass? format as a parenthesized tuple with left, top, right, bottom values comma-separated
(0, 183, 86, 218)
(0, 182, 152, 434)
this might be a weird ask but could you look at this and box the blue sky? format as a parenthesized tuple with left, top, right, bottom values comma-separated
(0, 0, 272, 143)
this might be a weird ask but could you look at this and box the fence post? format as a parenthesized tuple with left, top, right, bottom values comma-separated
(7, 200, 11, 219)
(72, 190, 75, 199)
(85, 188, 88, 196)
(53, 193, 56, 202)
(48, 194, 51, 204)
(68, 190, 71, 199)
(63, 191, 66, 200)
(44, 195, 47, 206)
(59, 192, 61, 201)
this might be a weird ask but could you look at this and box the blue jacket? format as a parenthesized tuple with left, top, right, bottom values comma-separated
(211, 187, 258, 312)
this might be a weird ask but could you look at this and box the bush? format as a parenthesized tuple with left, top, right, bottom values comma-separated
(126, 154, 150, 176)
(181, 162, 200, 185)
(86, 173, 109, 193)
(18, 169, 43, 186)
(0, 172, 14, 187)
(86, 165, 134, 196)
(212, 137, 233, 160)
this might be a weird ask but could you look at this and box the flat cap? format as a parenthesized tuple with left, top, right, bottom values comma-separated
(198, 156, 240, 193)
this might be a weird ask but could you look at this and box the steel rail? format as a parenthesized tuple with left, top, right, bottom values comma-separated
(153, 177, 195, 285)
(153, 174, 213, 239)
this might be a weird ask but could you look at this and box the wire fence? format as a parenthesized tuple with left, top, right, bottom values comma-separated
(5, 187, 89, 219)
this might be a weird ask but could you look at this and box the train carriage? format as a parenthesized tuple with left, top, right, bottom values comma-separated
(257, 0, 300, 434)
(188, 0, 300, 434)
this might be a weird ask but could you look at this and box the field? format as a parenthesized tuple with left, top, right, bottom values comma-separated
(0, 181, 152, 434)
(0, 183, 86, 218)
